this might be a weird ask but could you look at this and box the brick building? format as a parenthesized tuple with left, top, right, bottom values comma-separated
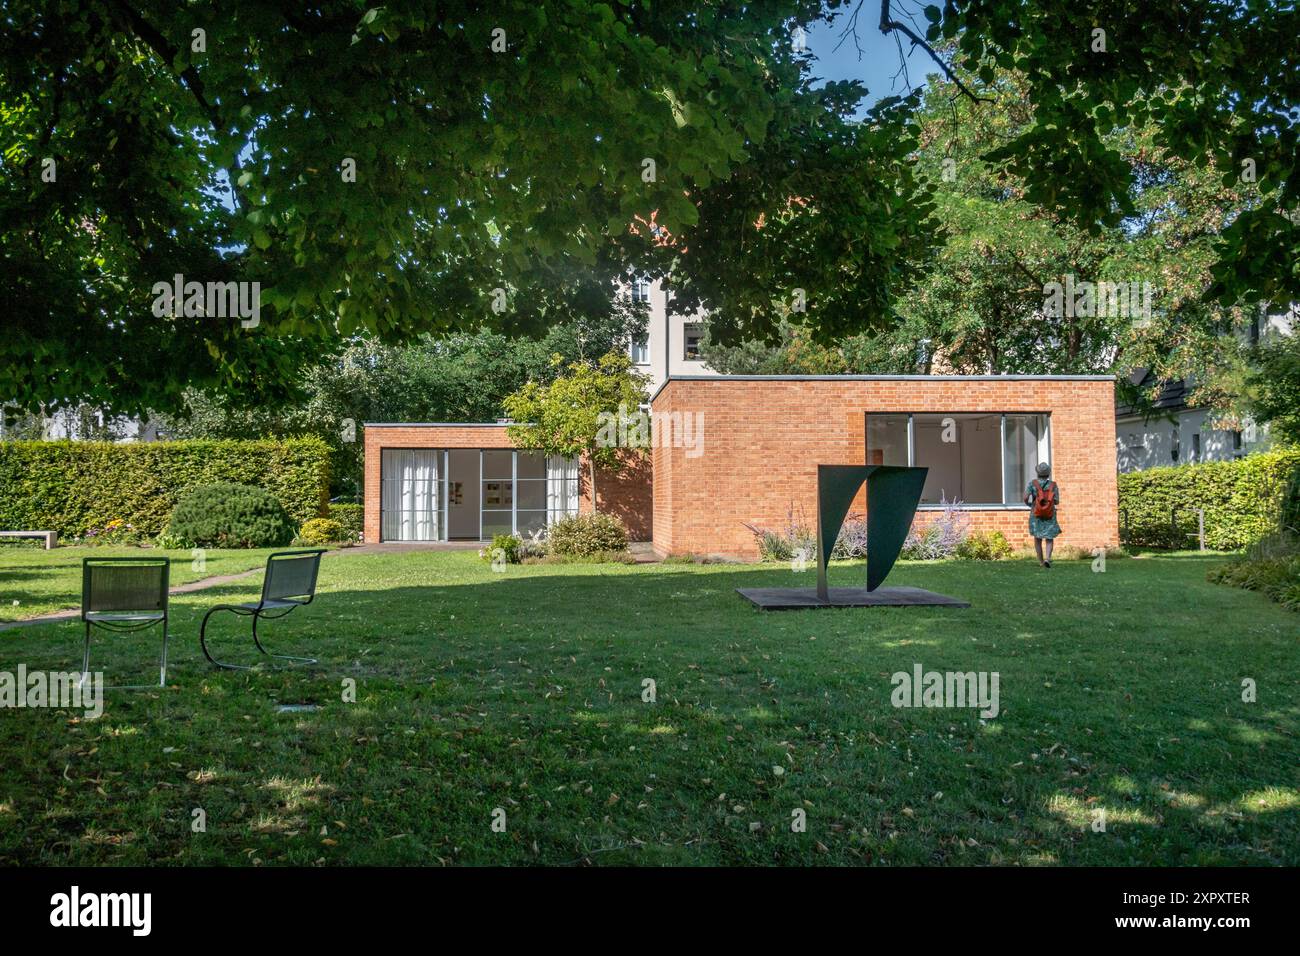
(364, 374, 1119, 558)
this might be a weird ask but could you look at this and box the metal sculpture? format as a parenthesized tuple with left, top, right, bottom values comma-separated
(815, 464, 928, 601)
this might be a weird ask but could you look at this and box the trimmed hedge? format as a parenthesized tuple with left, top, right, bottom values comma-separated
(328, 502, 363, 541)
(1118, 449, 1300, 551)
(0, 438, 330, 539)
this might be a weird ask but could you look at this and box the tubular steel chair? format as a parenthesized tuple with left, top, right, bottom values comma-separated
(81, 557, 170, 689)
(200, 550, 327, 670)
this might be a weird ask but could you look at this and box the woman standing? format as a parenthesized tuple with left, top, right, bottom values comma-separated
(1024, 462, 1061, 567)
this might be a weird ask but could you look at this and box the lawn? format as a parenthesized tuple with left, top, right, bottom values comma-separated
(0, 549, 1296, 866)
(0, 546, 285, 623)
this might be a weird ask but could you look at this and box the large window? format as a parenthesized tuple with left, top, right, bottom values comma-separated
(866, 413, 1051, 507)
(380, 449, 445, 541)
(381, 448, 580, 542)
(480, 450, 580, 538)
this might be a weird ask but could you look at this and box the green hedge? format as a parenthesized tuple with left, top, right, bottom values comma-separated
(328, 502, 363, 541)
(1118, 449, 1300, 550)
(0, 438, 330, 539)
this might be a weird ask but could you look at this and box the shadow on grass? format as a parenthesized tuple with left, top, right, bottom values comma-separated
(0, 554, 1294, 865)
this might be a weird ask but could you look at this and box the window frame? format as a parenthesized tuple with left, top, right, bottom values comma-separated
(865, 411, 1053, 510)
(683, 322, 705, 360)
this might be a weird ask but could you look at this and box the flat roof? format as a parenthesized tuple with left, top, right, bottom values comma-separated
(649, 373, 1116, 403)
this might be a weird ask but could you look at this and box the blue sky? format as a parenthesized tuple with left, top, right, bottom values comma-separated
(805, 10, 940, 113)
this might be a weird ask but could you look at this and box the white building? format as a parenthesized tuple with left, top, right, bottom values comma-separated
(1115, 304, 1295, 472)
(626, 277, 720, 394)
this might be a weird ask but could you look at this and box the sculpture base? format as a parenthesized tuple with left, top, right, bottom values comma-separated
(736, 585, 971, 610)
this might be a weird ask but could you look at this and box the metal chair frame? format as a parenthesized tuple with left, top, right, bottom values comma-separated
(199, 549, 327, 670)
(80, 557, 171, 690)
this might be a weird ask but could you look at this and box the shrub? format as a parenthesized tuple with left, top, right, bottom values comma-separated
(329, 503, 364, 542)
(481, 533, 522, 565)
(162, 482, 297, 548)
(0, 438, 330, 539)
(297, 517, 344, 545)
(78, 518, 145, 546)
(1208, 532, 1300, 611)
(955, 530, 1014, 560)
(832, 517, 870, 560)
(1117, 449, 1300, 551)
(547, 513, 629, 556)
(901, 497, 970, 560)
(743, 504, 817, 562)
(517, 528, 548, 560)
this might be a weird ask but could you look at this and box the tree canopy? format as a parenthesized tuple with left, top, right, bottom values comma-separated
(2, 1, 1295, 416)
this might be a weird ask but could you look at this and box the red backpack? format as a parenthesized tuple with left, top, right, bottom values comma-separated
(1031, 479, 1056, 520)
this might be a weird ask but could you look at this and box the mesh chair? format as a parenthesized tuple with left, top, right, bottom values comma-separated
(81, 557, 170, 689)
(199, 550, 327, 670)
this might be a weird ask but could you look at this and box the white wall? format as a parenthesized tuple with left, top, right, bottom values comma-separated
(625, 278, 720, 395)
(1116, 407, 1269, 472)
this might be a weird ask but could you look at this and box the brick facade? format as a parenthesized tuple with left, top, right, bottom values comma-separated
(363, 424, 653, 543)
(649, 376, 1119, 559)
(363, 376, 1118, 556)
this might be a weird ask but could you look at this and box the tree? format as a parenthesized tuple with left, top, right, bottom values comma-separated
(503, 353, 649, 511)
(1248, 333, 1300, 448)
(697, 314, 928, 374)
(6, 2, 1295, 415)
(875, 0, 1300, 308)
(154, 305, 647, 496)
(1, 1, 935, 416)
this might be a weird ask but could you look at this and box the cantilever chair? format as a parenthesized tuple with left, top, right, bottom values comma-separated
(199, 549, 327, 670)
(81, 557, 170, 689)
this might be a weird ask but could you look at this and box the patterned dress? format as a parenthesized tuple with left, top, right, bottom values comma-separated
(1025, 479, 1061, 540)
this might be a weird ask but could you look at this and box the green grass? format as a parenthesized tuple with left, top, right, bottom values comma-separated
(0, 549, 1296, 866)
(0, 546, 284, 622)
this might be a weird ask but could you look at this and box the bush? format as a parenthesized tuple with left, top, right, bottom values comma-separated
(743, 504, 817, 562)
(329, 503, 364, 542)
(78, 518, 146, 546)
(547, 513, 629, 556)
(297, 517, 344, 545)
(955, 530, 1014, 560)
(481, 533, 522, 565)
(162, 482, 297, 548)
(901, 497, 970, 560)
(1208, 530, 1300, 610)
(1118, 449, 1300, 551)
(832, 517, 870, 560)
(0, 438, 330, 539)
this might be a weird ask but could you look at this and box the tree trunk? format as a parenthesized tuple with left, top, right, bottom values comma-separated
(588, 453, 598, 514)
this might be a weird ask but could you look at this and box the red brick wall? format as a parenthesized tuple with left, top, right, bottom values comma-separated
(584, 451, 653, 541)
(649, 378, 1119, 559)
(363, 425, 652, 542)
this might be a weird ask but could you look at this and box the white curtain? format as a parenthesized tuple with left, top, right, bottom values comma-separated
(382, 449, 440, 541)
(546, 455, 579, 523)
